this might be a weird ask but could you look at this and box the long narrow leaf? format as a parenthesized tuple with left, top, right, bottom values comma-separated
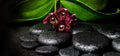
(17, 0, 54, 21)
(61, 0, 120, 21)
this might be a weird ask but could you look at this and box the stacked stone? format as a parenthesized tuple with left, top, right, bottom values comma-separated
(18, 22, 120, 56)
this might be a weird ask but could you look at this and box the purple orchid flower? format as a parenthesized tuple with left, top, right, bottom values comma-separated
(43, 8, 78, 32)
(43, 12, 59, 25)
(56, 8, 70, 21)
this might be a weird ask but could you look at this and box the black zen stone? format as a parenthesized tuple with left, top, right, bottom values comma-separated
(55, 55, 60, 56)
(96, 24, 120, 39)
(59, 46, 79, 56)
(72, 32, 109, 52)
(112, 37, 120, 52)
(38, 31, 71, 45)
(30, 23, 54, 35)
(103, 52, 120, 56)
(19, 33, 37, 42)
(35, 46, 58, 54)
(21, 41, 38, 49)
(16, 27, 31, 37)
(81, 53, 99, 56)
(72, 23, 93, 35)
(21, 50, 44, 56)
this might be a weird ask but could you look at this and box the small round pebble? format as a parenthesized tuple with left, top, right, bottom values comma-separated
(19, 33, 37, 42)
(38, 31, 71, 45)
(30, 23, 54, 35)
(35, 46, 58, 54)
(112, 37, 120, 52)
(21, 41, 38, 48)
(103, 52, 120, 56)
(81, 53, 99, 56)
(59, 46, 79, 56)
(72, 23, 93, 35)
(73, 32, 109, 52)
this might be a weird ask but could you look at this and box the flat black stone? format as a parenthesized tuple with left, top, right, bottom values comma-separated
(72, 32, 109, 52)
(38, 31, 71, 45)
(21, 50, 44, 56)
(21, 41, 39, 49)
(72, 23, 93, 35)
(95, 24, 120, 39)
(103, 52, 120, 56)
(30, 23, 54, 35)
(16, 27, 31, 37)
(35, 46, 58, 54)
(81, 53, 99, 56)
(59, 46, 79, 56)
(112, 37, 120, 52)
(19, 33, 37, 42)
(55, 55, 60, 56)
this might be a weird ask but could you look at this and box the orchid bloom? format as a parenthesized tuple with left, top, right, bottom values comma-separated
(43, 8, 78, 31)
(43, 12, 59, 24)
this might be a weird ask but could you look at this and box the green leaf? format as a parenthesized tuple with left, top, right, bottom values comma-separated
(77, 0, 107, 11)
(17, 0, 55, 21)
(60, 0, 120, 21)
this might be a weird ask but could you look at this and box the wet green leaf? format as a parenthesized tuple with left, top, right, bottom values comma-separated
(17, 0, 55, 21)
(77, 0, 107, 11)
(61, 0, 120, 21)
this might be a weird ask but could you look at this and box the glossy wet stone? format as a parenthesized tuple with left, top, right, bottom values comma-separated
(16, 27, 31, 37)
(21, 41, 39, 48)
(21, 50, 44, 56)
(95, 24, 120, 39)
(112, 37, 120, 52)
(59, 46, 79, 56)
(72, 32, 109, 52)
(103, 52, 120, 56)
(38, 31, 71, 45)
(81, 53, 99, 56)
(72, 23, 93, 35)
(35, 46, 58, 54)
(30, 23, 54, 35)
(19, 33, 37, 42)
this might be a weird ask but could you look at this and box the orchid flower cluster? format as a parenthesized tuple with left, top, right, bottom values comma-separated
(43, 8, 78, 31)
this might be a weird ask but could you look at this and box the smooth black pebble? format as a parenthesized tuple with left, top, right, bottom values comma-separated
(81, 53, 99, 56)
(112, 37, 120, 52)
(19, 33, 37, 42)
(30, 23, 54, 35)
(38, 31, 71, 45)
(103, 52, 120, 56)
(96, 24, 120, 39)
(73, 32, 109, 52)
(72, 23, 93, 35)
(35, 46, 58, 54)
(21, 41, 38, 49)
(59, 46, 79, 56)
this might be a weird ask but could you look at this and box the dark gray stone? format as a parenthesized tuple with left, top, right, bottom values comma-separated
(55, 55, 60, 56)
(19, 33, 37, 42)
(59, 46, 79, 56)
(103, 52, 120, 56)
(30, 23, 54, 35)
(72, 23, 93, 35)
(21, 41, 39, 48)
(38, 31, 71, 45)
(112, 37, 120, 52)
(81, 53, 99, 56)
(72, 32, 109, 52)
(95, 24, 120, 39)
(35, 46, 58, 54)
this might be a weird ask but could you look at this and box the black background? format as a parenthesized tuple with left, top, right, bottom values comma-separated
(0, 0, 120, 56)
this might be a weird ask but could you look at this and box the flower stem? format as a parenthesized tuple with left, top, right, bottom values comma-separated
(54, 0, 57, 12)
(60, 0, 62, 8)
